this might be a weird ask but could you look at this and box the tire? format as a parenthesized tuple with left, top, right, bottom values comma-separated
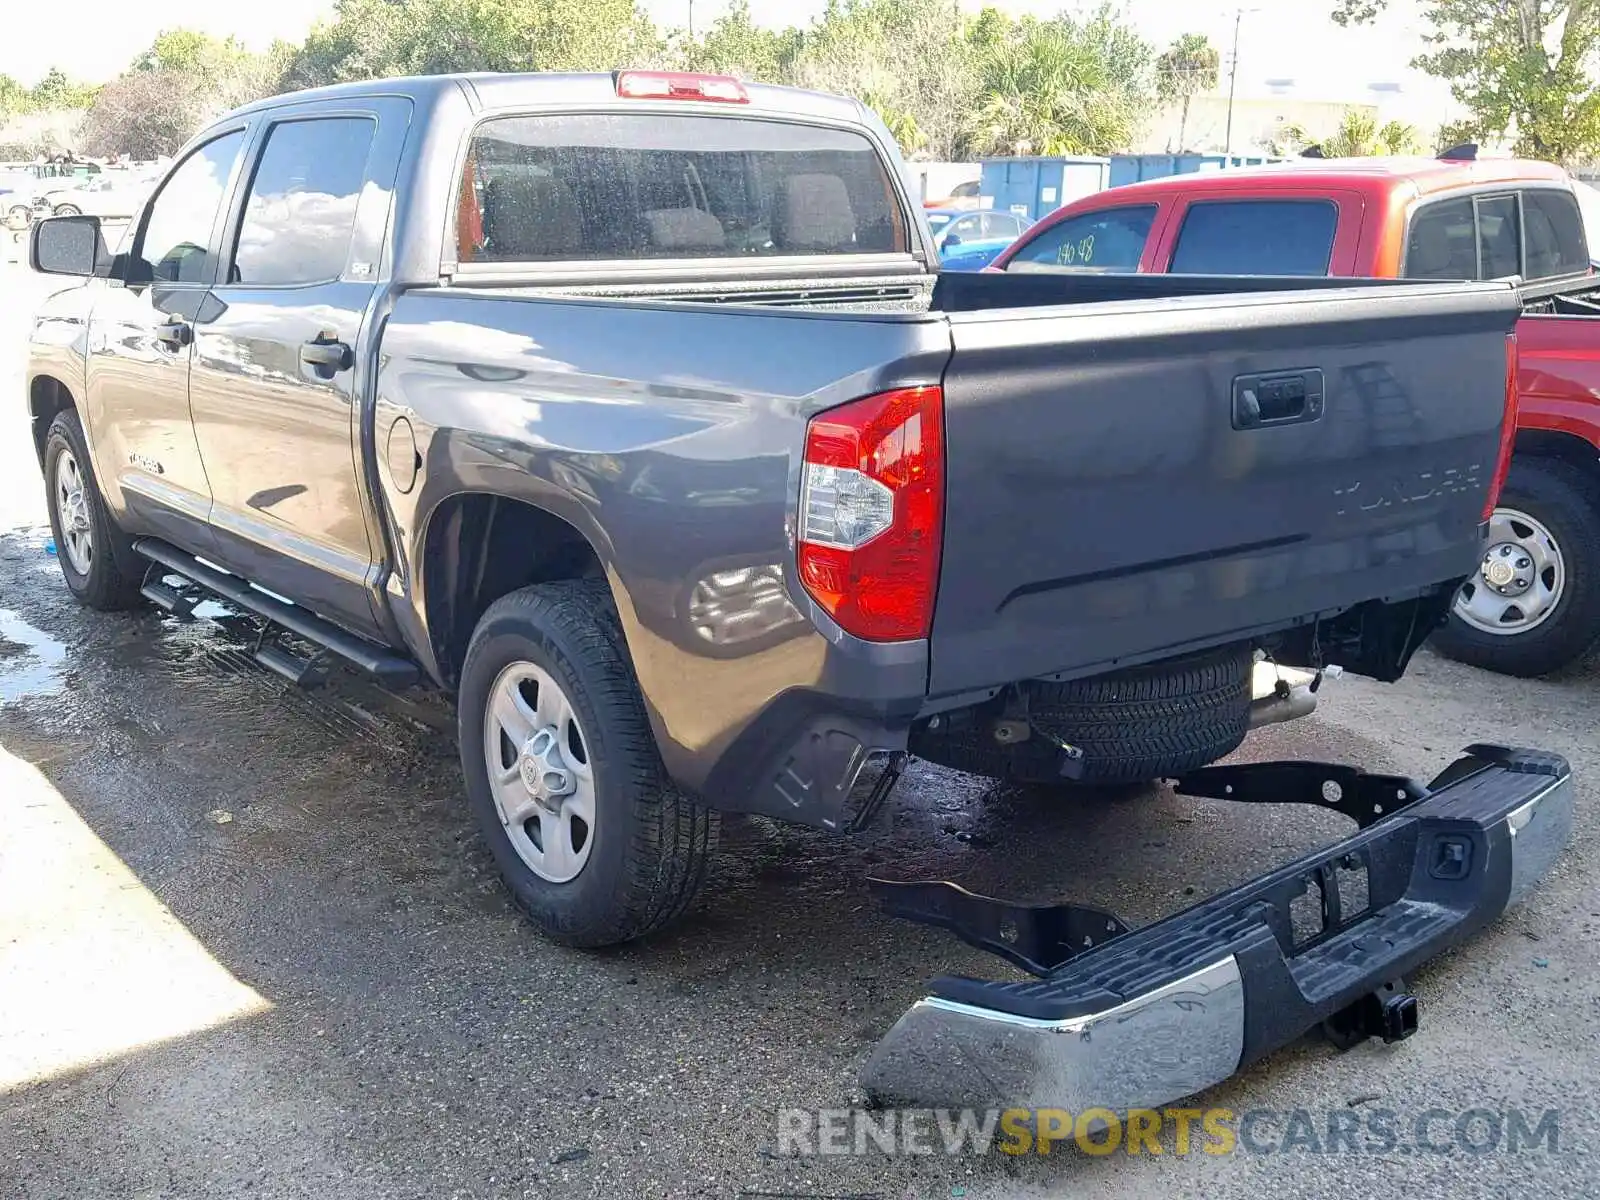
(43, 409, 147, 611)
(1432, 458, 1600, 677)
(52, 204, 81, 217)
(457, 579, 717, 947)
(5, 204, 30, 229)
(910, 643, 1253, 786)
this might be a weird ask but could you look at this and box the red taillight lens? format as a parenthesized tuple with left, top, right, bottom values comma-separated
(1485, 333, 1519, 520)
(798, 386, 944, 641)
(614, 70, 749, 103)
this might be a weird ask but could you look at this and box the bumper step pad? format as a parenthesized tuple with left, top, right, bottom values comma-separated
(862, 745, 1572, 1113)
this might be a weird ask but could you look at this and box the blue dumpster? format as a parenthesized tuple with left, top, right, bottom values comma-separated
(1107, 153, 1286, 188)
(978, 156, 1111, 223)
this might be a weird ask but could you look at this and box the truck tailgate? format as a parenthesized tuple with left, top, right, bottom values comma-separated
(928, 282, 1521, 696)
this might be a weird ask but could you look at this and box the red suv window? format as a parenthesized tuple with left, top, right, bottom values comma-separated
(1005, 204, 1157, 271)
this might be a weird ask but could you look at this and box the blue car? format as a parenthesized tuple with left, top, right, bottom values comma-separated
(925, 206, 1032, 271)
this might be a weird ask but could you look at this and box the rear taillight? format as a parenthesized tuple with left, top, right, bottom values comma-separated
(798, 386, 944, 641)
(1485, 333, 1519, 520)
(614, 70, 749, 104)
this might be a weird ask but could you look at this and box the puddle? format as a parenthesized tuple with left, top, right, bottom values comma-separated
(0, 607, 66, 702)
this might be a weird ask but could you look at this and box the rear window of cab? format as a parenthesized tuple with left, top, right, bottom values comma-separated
(455, 112, 909, 263)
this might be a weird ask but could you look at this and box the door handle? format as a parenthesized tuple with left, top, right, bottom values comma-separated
(1232, 369, 1325, 430)
(155, 317, 192, 348)
(300, 336, 354, 373)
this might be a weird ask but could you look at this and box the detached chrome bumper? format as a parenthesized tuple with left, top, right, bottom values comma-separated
(863, 746, 1573, 1112)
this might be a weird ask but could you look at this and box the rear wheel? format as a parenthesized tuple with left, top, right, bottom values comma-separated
(910, 643, 1254, 787)
(457, 579, 717, 946)
(43, 409, 146, 611)
(1432, 458, 1600, 677)
(5, 204, 30, 229)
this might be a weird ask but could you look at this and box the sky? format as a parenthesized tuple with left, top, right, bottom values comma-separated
(0, 0, 1457, 126)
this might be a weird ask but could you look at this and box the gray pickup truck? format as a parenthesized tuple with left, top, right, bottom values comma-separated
(25, 71, 1574, 1112)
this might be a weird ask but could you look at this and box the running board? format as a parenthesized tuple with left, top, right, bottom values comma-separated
(134, 539, 419, 688)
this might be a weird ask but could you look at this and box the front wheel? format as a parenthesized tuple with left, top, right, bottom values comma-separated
(52, 204, 82, 217)
(43, 409, 146, 611)
(457, 579, 717, 946)
(1433, 458, 1600, 677)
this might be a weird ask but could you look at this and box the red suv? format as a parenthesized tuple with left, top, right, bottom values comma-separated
(992, 155, 1600, 677)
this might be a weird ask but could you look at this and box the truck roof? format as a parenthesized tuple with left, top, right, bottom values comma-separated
(1097, 155, 1573, 205)
(228, 71, 872, 127)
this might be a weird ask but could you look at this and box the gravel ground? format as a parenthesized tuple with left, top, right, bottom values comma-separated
(2, 257, 1597, 1199)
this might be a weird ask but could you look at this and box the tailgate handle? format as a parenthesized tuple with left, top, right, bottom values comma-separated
(1233, 369, 1324, 430)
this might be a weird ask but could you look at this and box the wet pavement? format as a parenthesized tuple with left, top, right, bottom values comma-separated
(3, 259, 1599, 1199)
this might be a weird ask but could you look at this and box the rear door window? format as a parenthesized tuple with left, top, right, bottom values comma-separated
(231, 117, 377, 286)
(1476, 194, 1521, 279)
(1005, 205, 1157, 271)
(458, 113, 907, 263)
(983, 212, 1027, 239)
(1169, 200, 1338, 276)
(1522, 189, 1589, 278)
(1404, 197, 1478, 279)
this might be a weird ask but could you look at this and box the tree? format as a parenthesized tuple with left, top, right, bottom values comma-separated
(282, 0, 657, 87)
(1278, 109, 1421, 157)
(28, 68, 99, 112)
(967, 6, 1156, 157)
(80, 30, 280, 158)
(1331, 0, 1600, 162)
(0, 74, 28, 116)
(1378, 118, 1422, 155)
(677, 0, 801, 80)
(1156, 33, 1220, 152)
(792, 0, 980, 160)
(80, 69, 210, 159)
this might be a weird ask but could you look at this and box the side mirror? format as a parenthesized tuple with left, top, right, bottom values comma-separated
(30, 214, 107, 277)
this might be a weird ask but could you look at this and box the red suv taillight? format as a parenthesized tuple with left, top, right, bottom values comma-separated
(1485, 333, 1519, 520)
(798, 386, 944, 641)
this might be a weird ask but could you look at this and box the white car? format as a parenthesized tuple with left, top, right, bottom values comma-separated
(38, 172, 156, 221)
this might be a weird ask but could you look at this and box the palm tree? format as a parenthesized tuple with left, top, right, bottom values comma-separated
(1311, 110, 1423, 157)
(969, 14, 1152, 157)
(1378, 119, 1422, 155)
(1155, 33, 1220, 152)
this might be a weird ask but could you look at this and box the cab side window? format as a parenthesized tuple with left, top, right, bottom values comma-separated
(1404, 198, 1478, 280)
(133, 131, 246, 284)
(230, 117, 377, 286)
(1007, 205, 1157, 271)
(943, 214, 983, 243)
(1523, 189, 1589, 279)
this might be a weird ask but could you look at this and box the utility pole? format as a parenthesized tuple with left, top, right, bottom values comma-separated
(1223, 8, 1243, 161)
(688, 0, 695, 39)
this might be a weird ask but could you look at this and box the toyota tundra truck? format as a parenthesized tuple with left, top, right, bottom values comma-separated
(25, 72, 1573, 1114)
